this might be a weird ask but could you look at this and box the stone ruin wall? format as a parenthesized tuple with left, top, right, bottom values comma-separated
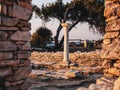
(0, 0, 32, 90)
(101, 0, 120, 76)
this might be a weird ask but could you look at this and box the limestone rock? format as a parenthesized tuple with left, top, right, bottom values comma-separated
(0, 31, 8, 40)
(6, 67, 31, 81)
(11, 31, 31, 41)
(0, 67, 12, 77)
(0, 52, 13, 60)
(104, 32, 119, 39)
(65, 70, 80, 78)
(107, 68, 120, 76)
(13, 4, 32, 20)
(5, 80, 24, 87)
(21, 42, 31, 51)
(0, 27, 18, 31)
(1, 17, 19, 26)
(89, 84, 113, 90)
(0, 41, 17, 51)
(105, 19, 120, 31)
(0, 60, 20, 67)
(103, 39, 111, 45)
(18, 51, 31, 59)
(113, 77, 120, 90)
(104, 3, 120, 19)
(76, 87, 88, 90)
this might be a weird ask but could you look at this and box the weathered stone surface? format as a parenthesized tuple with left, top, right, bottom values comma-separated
(106, 19, 120, 31)
(0, 52, 13, 60)
(21, 42, 31, 50)
(0, 31, 8, 40)
(106, 68, 120, 76)
(76, 87, 88, 90)
(1, 17, 19, 26)
(103, 39, 111, 45)
(104, 32, 119, 39)
(114, 63, 120, 68)
(0, 41, 17, 51)
(11, 31, 31, 41)
(13, 4, 32, 20)
(2, 4, 7, 16)
(18, 21, 31, 27)
(65, 70, 80, 78)
(104, 3, 120, 20)
(0, 60, 20, 67)
(18, 51, 31, 59)
(8, 6, 13, 17)
(0, 17, 1, 25)
(5, 80, 24, 87)
(19, 1, 32, 10)
(6, 67, 31, 81)
(21, 27, 31, 31)
(0, 27, 19, 31)
(89, 84, 113, 90)
(0, 67, 12, 77)
(113, 77, 120, 90)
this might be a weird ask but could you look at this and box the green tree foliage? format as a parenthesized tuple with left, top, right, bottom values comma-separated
(31, 27, 53, 47)
(32, 0, 105, 48)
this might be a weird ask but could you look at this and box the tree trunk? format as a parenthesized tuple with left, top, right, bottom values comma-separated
(54, 24, 63, 49)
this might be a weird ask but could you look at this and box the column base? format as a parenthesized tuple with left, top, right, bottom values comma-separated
(59, 60, 71, 67)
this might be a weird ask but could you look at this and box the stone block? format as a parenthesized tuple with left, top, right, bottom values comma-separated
(18, 21, 31, 27)
(104, 3, 120, 19)
(1, 17, 19, 26)
(113, 77, 120, 90)
(89, 84, 113, 90)
(6, 67, 31, 81)
(21, 42, 31, 50)
(0, 60, 20, 67)
(0, 41, 17, 51)
(19, 1, 32, 10)
(0, 31, 8, 40)
(76, 87, 88, 90)
(13, 4, 32, 20)
(8, 6, 13, 17)
(0, 67, 12, 77)
(11, 31, 31, 41)
(103, 39, 111, 45)
(2, 4, 7, 16)
(0, 27, 19, 31)
(0, 52, 13, 60)
(21, 27, 31, 31)
(105, 19, 120, 31)
(107, 68, 120, 76)
(104, 32, 119, 39)
(18, 51, 31, 59)
(5, 80, 24, 87)
(65, 70, 80, 78)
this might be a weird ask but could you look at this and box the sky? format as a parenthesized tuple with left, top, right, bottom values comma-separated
(30, 0, 103, 40)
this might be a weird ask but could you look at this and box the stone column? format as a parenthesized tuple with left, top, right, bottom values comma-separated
(61, 23, 70, 65)
(0, 0, 32, 90)
(101, 0, 120, 76)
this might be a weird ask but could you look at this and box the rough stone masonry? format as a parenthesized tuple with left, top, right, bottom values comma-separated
(0, 0, 32, 90)
(101, 0, 120, 77)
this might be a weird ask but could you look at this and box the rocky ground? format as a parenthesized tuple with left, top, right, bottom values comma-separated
(25, 50, 107, 90)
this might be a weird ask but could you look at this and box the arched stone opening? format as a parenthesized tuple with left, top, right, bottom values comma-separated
(0, 0, 32, 90)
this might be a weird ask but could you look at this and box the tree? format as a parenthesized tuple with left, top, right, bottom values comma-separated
(32, 0, 105, 49)
(31, 27, 53, 48)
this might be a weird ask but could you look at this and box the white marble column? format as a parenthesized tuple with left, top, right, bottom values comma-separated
(61, 23, 70, 64)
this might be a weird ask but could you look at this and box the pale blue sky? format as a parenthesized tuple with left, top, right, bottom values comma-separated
(30, 0, 103, 40)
